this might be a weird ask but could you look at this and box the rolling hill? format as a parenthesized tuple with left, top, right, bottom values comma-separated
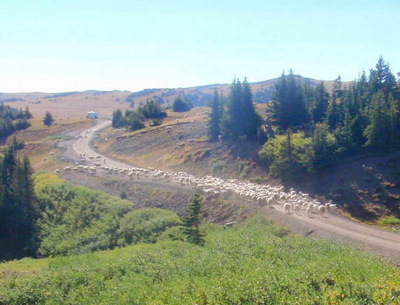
(0, 76, 349, 119)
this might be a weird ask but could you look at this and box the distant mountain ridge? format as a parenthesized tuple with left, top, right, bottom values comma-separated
(0, 76, 348, 107)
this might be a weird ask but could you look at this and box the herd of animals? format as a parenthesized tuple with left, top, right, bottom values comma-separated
(58, 146, 337, 218)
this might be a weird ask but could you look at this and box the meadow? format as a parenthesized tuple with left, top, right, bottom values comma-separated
(0, 215, 399, 305)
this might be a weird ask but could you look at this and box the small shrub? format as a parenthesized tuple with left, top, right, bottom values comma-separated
(212, 160, 227, 175)
(172, 96, 192, 112)
(120, 190, 128, 199)
(193, 148, 211, 162)
(118, 208, 181, 245)
(249, 176, 269, 184)
(379, 216, 400, 226)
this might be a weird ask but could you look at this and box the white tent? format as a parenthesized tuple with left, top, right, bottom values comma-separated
(87, 111, 98, 119)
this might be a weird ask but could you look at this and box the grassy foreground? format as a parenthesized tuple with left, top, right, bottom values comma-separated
(0, 216, 399, 305)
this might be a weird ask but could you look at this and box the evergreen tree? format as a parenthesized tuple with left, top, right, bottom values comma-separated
(270, 71, 310, 131)
(350, 114, 367, 147)
(182, 193, 204, 246)
(369, 56, 396, 97)
(1, 145, 16, 204)
(208, 89, 223, 141)
(138, 99, 167, 119)
(11, 156, 37, 240)
(355, 71, 369, 109)
(43, 111, 54, 126)
(172, 96, 192, 112)
(241, 78, 262, 137)
(221, 78, 261, 139)
(363, 91, 396, 150)
(112, 109, 124, 127)
(24, 106, 32, 119)
(0, 147, 37, 255)
(326, 99, 339, 130)
(332, 75, 343, 100)
(312, 123, 333, 170)
(311, 82, 330, 124)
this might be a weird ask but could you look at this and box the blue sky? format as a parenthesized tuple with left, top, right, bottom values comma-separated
(0, 0, 399, 92)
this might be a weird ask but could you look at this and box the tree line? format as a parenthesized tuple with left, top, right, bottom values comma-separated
(112, 99, 167, 131)
(208, 78, 262, 141)
(0, 145, 37, 258)
(260, 57, 400, 180)
(207, 57, 399, 181)
(0, 104, 32, 138)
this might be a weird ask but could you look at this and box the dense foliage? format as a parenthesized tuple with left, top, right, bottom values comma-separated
(43, 111, 54, 126)
(208, 78, 262, 141)
(119, 209, 181, 245)
(0, 146, 36, 259)
(0, 104, 31, 138)
(33, 173, 180, 257)
(172, 96, 193, 112)
(112, 99, 167, 131)
(0, 215, 398, 304)
(182, 193, 204, 245)
(260, 57, 400, 180)
(207, 89, 223, 141)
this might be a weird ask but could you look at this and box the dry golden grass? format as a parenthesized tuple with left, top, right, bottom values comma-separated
(4, 91, 132, 120)
(8, 118, 91, 171)
(94, 107, 211, 171)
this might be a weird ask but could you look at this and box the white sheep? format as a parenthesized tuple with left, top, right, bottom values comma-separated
(283, 202, 292, 214)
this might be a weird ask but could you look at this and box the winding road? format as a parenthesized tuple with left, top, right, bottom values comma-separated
(70, 120, 400, 265)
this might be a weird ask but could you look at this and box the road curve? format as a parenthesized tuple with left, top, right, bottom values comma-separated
(71, 120, 400, 265)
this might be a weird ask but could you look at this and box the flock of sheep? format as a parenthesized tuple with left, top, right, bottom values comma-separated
(59, 151, 336, 218)
(51, 117, 338, 219)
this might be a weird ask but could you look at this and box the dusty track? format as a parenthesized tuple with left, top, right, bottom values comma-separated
(70, 120, 400, 265)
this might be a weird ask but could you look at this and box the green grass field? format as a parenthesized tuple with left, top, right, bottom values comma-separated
(1, 216, 399, 305)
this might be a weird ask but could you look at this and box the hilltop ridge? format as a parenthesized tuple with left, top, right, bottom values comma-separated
(0, 76, 349, 117)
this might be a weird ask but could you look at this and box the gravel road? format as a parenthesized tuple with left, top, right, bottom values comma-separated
(70, 120, 400, 266)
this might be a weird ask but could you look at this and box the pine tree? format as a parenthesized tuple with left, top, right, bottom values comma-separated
(364, 90, 396, 150)
(43, 111, 54, 126)
(312, 123, 332, 170)
(221, 78, 261, 139)
(332, 75, 343, 100)
(311, 82, 330, 124)
(172, 96, 192, 112)
(208, 89, 223, 141)
(326, 99, 339, 130)
(24, 106, 32, 119)
(112, 109, 124, 127)
(182, 193, 204, 246)
(242, 78, 262, 137)
(11, 156, 37, 239)
(369, 57, 396, 97)
(350, 114, 367, 147)
(1, 145, 16, 204)
(270, 71, 310, 131)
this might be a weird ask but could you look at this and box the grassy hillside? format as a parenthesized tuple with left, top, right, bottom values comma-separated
(1, 76, 346, 120)
(0, 216, 398, 304)
(18, 172, 180, 258)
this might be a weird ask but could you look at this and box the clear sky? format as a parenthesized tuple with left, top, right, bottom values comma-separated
(0, 0, 399, 92)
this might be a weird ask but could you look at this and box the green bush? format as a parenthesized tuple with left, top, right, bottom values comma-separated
(0, 215, 398, 304)
(259, 132, 313, 181)
(35, 177, 133, 256)
(172, 96, 192, 112)
(259, 127, 338, 181)
(379, 216, 400, 226)
(118, 208, 182, 245)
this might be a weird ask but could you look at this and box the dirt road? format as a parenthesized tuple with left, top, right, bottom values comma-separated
(70, 120, 400, 265)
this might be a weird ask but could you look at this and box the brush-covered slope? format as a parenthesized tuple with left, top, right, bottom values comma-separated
(0, 216, 399, 305)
